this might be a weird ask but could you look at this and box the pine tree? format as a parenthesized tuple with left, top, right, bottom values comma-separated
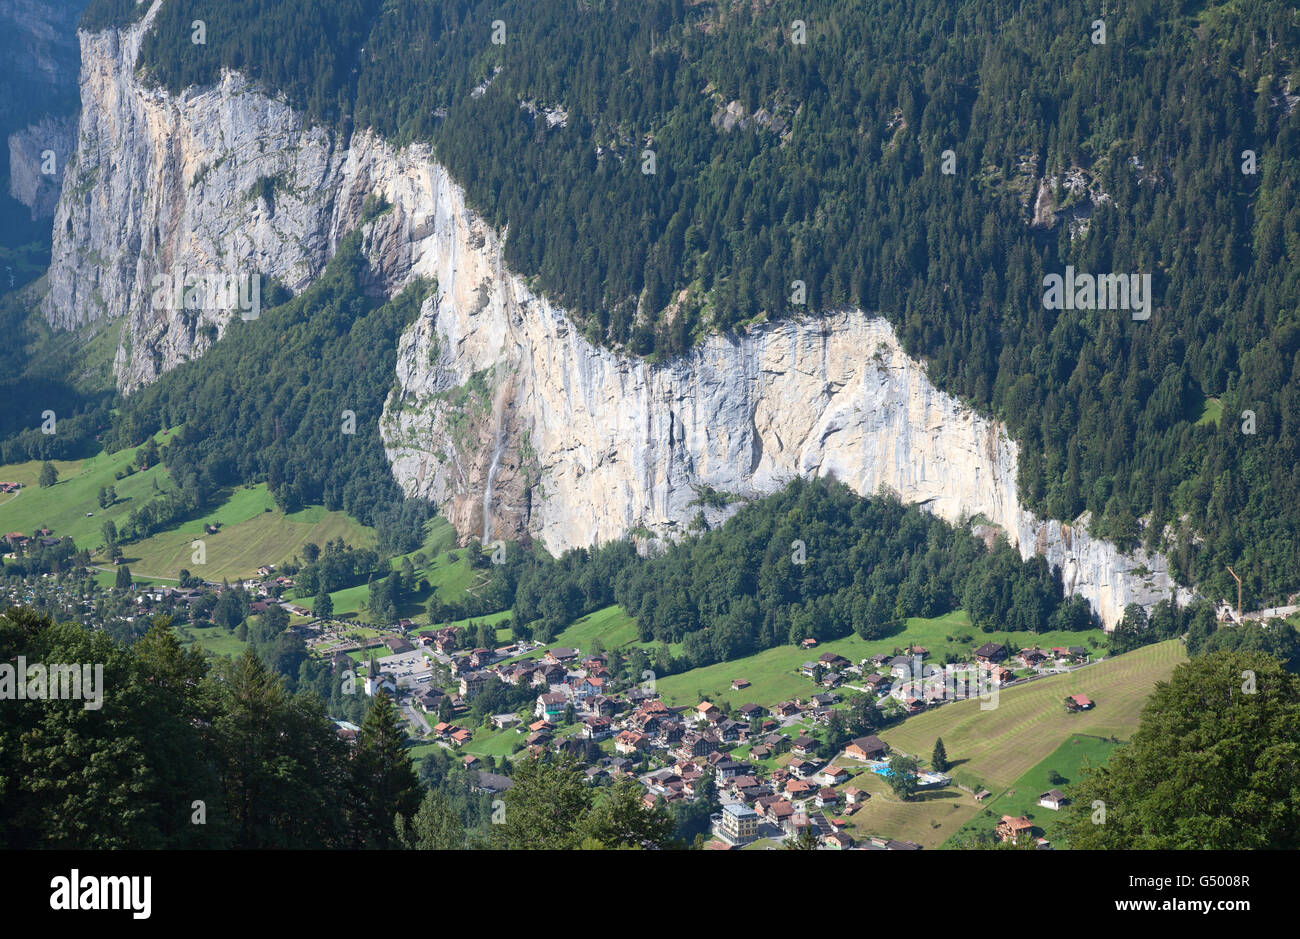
(38, 461, 57, 488)
(495, 755, 592, 850)
(581, 777, 676, 849)
(314, 588, 333, 620)
(931, 738, 949, 772)
(1064, 651, 1300, 849)
(395, 788, 464, 850)
(350, 690, 421, 848)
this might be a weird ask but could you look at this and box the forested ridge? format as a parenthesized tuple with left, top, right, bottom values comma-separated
(502, 477, 1101, 674)
(67, 0, 1300, 605)
(103, 232, 433, 555)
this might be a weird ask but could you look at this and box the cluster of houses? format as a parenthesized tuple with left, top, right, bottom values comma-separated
(989, 794, 1074, 850)
(0, 481, 22, 494)
(368, 627, 943, 848)
(790, 642, 1092, 718)
(638, 727, 913, 850)
(3, 528, 64, 555)
(329, 625, 1100, 849)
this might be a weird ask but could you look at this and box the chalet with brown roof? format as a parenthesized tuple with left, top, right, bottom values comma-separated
(631, 710, 663, 735)
(764, 800, 795, 824)
(467, 648, 496, 668)
(531, 664, 567, 686)
(544, 647, 577, 665)
(1065, 693, 1094, 711)
(695, 701, 722, 723)
(996, 815, 1034, 844)
(729, 774, 760, 791)
(818, 652, 851, 669)
(974, 642, 1008, 664)
(824, 831, 853, 849)
(585, 694, 619, 717)
(792, 735, 818, 756)
(1018, 648, 1049, 667)
(615, 730, 647, 754)
(714, 759, 751, 780)
(417, 690, 447, 712)
(680, 733, 718, 758)
(842, 786, 868, 805)
(658, 721, 685, 744)
(717, 718, 745, 742)
(844, 735, 889, 762)
(788, 757, 823, 779)
(815, 788, 841, 807)
(730, 678, 750, 690)
(820, 765, 850, 786)
(1039, 789, 1070, 810)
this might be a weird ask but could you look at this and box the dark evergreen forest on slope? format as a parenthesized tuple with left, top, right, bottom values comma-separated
(69, 0, 1300, 606)
(101, 232, 433, 556)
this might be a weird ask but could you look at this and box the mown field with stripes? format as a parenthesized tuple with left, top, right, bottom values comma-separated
(881, 640, 1187, 791)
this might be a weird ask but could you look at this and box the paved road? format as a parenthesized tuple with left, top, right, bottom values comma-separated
(402, 702, 431, 736)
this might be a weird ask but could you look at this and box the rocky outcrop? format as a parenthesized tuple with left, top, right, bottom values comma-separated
(8, 114, 76, 219)
(45, 2, 1194, 629)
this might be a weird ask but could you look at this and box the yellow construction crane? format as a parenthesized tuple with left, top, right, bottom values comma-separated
(1226, 566, 1242, 621)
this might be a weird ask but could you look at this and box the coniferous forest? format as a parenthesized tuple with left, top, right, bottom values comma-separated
(65, 0, 1300, 609)
(3, 0, 1298, 870)
(102, 233, 433, 556)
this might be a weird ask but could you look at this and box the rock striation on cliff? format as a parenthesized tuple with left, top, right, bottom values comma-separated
(44, 1, 1193, 628)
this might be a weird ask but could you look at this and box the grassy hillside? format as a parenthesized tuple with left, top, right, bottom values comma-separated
(881, 639, 1186, 791)
(116, 492, 374, 582)
(653, 610, 1107, 710)
(826, 760, 985, 850)
(944, 734, 1119, 849)
(296, 517, 483, 622)
(0, 432, 172, 543)
(0, 431, 375, 581)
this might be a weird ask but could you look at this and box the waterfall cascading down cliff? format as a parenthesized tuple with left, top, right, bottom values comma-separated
(43, 2, 1195, 629)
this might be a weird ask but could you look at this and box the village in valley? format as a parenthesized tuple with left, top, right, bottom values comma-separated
(0, 454, 1209, 850)
(325, 612, 1103, 850)
(0, 499, 1137, 851)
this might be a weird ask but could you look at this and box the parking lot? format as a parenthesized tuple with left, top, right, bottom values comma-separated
(375, 649, 436, 689)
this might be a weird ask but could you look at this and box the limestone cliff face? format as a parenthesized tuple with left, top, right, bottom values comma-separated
(45, 4, 1194, 628)
(8, 114, 77, 219)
